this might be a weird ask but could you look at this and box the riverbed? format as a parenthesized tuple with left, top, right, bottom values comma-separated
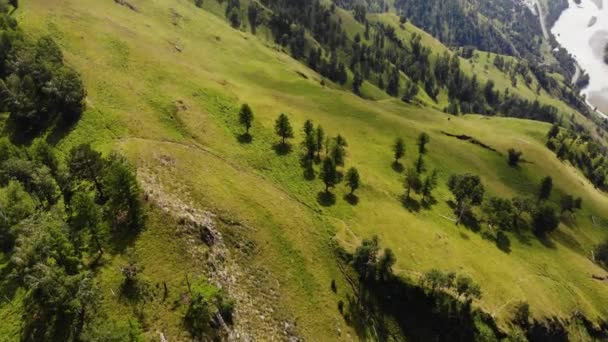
(552, 0, 608, 116)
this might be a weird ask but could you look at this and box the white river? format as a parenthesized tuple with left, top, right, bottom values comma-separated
(552, 0, 608, 116)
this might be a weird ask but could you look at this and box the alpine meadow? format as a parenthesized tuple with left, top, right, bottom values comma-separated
(3, 0, 608, 340)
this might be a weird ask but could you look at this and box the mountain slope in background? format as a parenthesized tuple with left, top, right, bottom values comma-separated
(1, 0, 608, 340)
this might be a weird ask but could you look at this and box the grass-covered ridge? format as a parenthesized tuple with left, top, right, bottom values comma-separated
(4, 0, 608, 339)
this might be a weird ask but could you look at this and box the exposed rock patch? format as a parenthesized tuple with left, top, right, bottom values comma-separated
(139, 169, 297, 341)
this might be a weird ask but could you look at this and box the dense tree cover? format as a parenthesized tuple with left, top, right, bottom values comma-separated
(0, 139, 148, 340)
(227, 0, 566, 124)
(546, 124, 608, 190)
(392, 0, 542, 62)
(0, 11, 86, 134)
(341, 237, 499, 340)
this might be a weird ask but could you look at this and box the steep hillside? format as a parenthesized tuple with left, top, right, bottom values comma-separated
(2, 0, 608, 340)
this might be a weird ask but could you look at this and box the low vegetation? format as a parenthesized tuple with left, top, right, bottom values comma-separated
(5, 0, 608, 340)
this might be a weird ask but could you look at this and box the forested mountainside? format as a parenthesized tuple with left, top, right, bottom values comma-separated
(392, 0, 543, 60)
(3, 0, 608, 340)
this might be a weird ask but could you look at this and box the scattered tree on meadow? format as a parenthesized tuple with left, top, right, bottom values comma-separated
(393, 137, 405, 164)
(274, 113, 294, 146)
(404, 167, 422, 199)
(512, 196, 533, 228)
(331, 135, 348, 166)
(483, 197, 515, 231)
(421, 170, 438, 203)
(315, 125, 325, 160)
(302, 120, 316, 160)
(507, 148, 522, 167)
(532, 204, 559, 236)
(415, 154, 426, 174)
(537, 176, 553, 202)
(320, 157, 339, 193)
(417, 133, 430, 154)
(238, 103, 254, 135)
(448, 174, 485, 224)
(346, 167, 360, 195)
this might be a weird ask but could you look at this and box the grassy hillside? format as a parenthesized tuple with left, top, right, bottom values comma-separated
(7, 0, 608, 339)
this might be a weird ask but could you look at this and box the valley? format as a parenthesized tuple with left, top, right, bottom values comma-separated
(1, 0, 608, 340)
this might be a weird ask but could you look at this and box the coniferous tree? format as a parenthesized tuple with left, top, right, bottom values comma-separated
(415, 154, 426, 174)
(321, 157, 338, 193)
(421, 170, 438, 203)
(274, 113, 294, 146)
(538, 176, 553, 202)
(404, 167, 422, 199)
(417, 133, 430, 154)
(346, 167, 360, 195)
(315, 125, 325, 160)
(238, 103, 254, 134)
(393, 138, 405, 164)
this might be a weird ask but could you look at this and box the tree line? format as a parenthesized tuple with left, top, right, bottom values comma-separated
(0, 6, 86, 136)
(546, 123, 608, 190)
(217, 0, 567, 125)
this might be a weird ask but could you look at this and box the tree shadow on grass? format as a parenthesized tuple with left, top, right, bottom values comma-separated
(344, 193, 359, 206)
(46, 116, 79, 146)
(421, 196, 437, 210)
(535, 233, 557, 249)
(300, 155, 316, 181)
(459, 211, 480, 232)
(237, 133, 252, 144)
(392, 161, 404, 173)
(303, 165, 316, 180)
(513, 230, 533, 246)
(495, 231, 511, 253)
(317, 191, 336, 207)
(401, 196, 421, 212)
(272, 142, 292, 156)
(109, 227, 141, 254)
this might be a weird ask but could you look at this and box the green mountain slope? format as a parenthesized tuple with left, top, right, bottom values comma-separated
(2, 0, 608, 340)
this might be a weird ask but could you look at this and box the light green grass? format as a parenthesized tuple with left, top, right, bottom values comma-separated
(9, 0, 608, 339)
